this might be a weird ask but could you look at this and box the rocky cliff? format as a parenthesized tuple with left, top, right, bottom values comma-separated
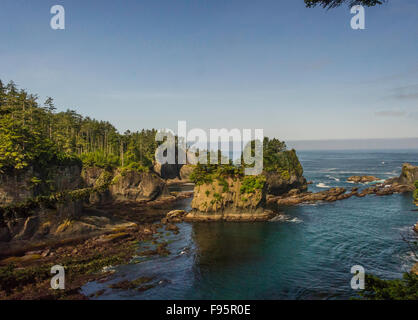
(0, 165, 172, 243)
(153, 162, 182, 180)
(391, 163, 418, 186)
(109, 169, 170, 202)
(187, 175, 274, 221)
(0, 165, 84, 242)
(263, 150, 307, 195)
(0, 165, 82, 205)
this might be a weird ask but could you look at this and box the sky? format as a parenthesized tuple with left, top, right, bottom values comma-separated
(0, 0, 417, 146)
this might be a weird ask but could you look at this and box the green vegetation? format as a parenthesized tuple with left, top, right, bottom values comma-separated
(0, 80, 159, 173)
(213, 193, 223, 203)
(190, 137, 303, 187)
(240, 175, 266, 194)
(359, 273, 418, 300)
(189, 163, 243, 186)
(263, 138, 303, 178)
(414, 180, 418, 203)
(304, 0, 385, 8)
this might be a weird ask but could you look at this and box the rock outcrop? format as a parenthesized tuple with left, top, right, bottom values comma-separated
(264, 150, 307, 196)
(153, 162, 196, 185)
(269, 181, 415, 207)
(0, 165, 82, 205)
(153, 162, 182, 180)
(109, 169, 170, 202)
(0, 166, 174, 243)
(0, 165, 85, 242)
(187, 176, 274, 221)
(270, 187, 352, 206)
(179, 164, 194, 181)
(386, 163, 418, 187)
(347, 176, 380, 183)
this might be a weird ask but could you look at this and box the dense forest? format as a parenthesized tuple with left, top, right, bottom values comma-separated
(0, 80, 159, 173)
(0, 79, 295, 177)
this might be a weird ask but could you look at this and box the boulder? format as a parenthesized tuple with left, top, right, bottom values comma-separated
(109, 170, 169, 202)
(347, 176, 380, 183)
(166, 210, 187, 219)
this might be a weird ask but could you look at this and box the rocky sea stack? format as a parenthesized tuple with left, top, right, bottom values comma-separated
(185, 138, 307, 221)
(188, 175, 273, 221)
(263, 149, 307, 195)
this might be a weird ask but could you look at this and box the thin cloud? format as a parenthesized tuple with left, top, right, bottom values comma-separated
(375, 110, 406, 117)
(391, 84, 418, 100)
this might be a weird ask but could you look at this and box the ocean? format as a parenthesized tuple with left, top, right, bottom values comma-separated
(82, 150, 418, 300)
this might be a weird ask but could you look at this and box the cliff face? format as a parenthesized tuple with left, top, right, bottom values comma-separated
(0, 165, 84, 242)
(109, 169, 170, 202)
(0, 165, 82, 205)
(396, 163, 418, 186)
(264, 150, 307, 195)
(179, 164, 194, 181)
(187, 176, 273, 221)
(0, 166, 171, 243)
(153, 161, 195, 182)
(153, 163, 182, 180)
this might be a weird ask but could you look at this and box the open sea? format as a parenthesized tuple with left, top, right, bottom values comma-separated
(82, 150, 418, 300)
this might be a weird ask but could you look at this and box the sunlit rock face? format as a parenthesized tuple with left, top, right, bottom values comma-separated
(0, 165, 82, 205)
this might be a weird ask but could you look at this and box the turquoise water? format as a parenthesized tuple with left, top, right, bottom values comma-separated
(82, 150, 418, 300)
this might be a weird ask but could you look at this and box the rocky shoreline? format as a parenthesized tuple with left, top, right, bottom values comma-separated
(267, 182, 414, 207)
(0, 161, 417, 299)
(0, 219, 180, 299)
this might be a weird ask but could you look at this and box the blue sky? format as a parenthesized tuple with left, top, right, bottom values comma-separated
(0, 0, 417, 142)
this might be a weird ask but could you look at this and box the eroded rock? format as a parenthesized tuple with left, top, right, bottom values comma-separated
(347, 176, 380, 183)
